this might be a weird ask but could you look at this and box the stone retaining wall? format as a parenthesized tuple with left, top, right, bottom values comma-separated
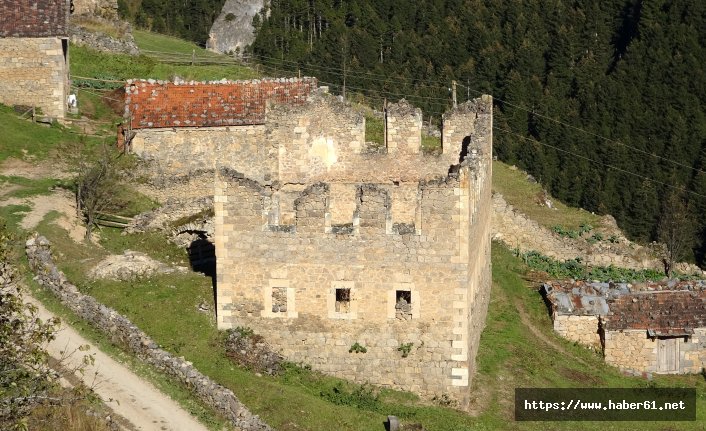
(491, 192, 663, 270)
(552, 315, 600, 349)
(25, 235, 271, 431)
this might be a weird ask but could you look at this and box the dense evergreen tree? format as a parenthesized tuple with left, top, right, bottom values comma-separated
(124, 0, 706, 267)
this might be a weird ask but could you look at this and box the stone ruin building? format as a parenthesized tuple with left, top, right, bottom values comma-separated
(0, 0, 71, 119)
(124, 77, 493, 407)
(544, 280, 706, 375)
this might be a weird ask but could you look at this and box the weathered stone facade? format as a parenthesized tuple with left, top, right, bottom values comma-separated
(212, 94, 493, 408)
(604, 329, 706, 375)
(0, 0, 70, 119)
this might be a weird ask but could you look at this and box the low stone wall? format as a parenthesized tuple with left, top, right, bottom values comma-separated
(25, 235, 271, 431)
(552, 315, 600, 349)
(69, 19, 139, 55)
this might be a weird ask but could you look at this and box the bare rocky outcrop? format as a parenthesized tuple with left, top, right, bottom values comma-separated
(206, 0, 266, 55)
(71, 0, 119, 20)
(26, 235, 272, 431)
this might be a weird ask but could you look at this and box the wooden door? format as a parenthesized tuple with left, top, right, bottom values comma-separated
(657, 337, 679, 372)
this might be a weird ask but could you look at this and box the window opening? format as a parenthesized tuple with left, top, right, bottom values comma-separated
(335, 288, 351, 313)
(271, 287, 287, 313)
(395, 290, 412, 320)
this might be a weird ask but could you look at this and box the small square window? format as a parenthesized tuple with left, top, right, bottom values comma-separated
(395, 290, 412, 320)
(272, 287, 287, 313)
(335, 288, 351, 313)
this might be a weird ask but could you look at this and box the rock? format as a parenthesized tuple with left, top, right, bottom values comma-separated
(206, 0, 266, 56)
(88, 250, 184, 280)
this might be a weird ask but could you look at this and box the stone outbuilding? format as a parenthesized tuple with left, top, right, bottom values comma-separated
(0, 0, 71, 119)
(544, 280, 706, 374)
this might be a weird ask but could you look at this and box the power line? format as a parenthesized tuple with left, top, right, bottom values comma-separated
(494, 126, 706, 201)
(71, 44, 705, 180)
(459, 84, 706, 177)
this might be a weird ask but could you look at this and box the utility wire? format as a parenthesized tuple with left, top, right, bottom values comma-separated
(494, 126, 706, 200)
(460, 84, 706, 176)
(70, 46, 705, 179)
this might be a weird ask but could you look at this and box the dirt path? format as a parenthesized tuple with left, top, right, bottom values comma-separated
(513, 296, 591, 368)
(1, 188, 88, 243)
(27, 295, 210, 431)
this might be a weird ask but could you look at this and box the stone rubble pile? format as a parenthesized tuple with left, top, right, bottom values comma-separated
(88, 250, 188, 280)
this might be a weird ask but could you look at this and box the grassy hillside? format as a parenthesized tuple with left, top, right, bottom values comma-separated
(492, 161, 602, 232)
(70, 30, 257, 84)
(29, 217, 706, 430)
(0, 105, 92, 163)
(2, 106, 705, 429)
(2, 30, 704, 430)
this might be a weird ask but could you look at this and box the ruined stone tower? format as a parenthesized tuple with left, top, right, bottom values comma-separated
(124, 78, 493, 406)
(212, 90, 493, 407)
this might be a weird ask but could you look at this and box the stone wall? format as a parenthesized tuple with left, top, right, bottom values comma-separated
(130, 126, 271, 183)
(25, 235, 271, 431)
(214, 95, 493, 408)
(69, 18, 139, 55)
(604, 329, 706, 374)
(603, 330, 655, 372)
(491, 193, 664, 270)
(681, 329, 706, 374)
(0, 37, 67, 118)
(71, 0, 119, 19)
(552, 315, 600, 348)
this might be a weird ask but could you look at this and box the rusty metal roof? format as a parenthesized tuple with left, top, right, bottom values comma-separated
(543, 280, 706, 333)
(604, 290, 706, 334)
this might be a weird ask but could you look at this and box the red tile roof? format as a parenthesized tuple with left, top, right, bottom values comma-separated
(124, 78, 317, 129)
(0, 0, 70, 37)
(603, 290, 706, 335)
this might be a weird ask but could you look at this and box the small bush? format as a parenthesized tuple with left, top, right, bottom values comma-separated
(349, 342, 367, 354)
(320, 383, 380, 411)
(225, 13, 236, 22)
(397, 342, 414, 358)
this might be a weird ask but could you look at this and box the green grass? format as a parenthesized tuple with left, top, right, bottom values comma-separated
(27, 206, 706, 430)
(0, 105, 96, 162)
(364, 115, 384, 148)
(0, 176, 64, 197)
(133, 30, 224, 57)
(70, 34, 258, 84)
(0, 204, 31, 231)
(492, 160, 602, 231)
